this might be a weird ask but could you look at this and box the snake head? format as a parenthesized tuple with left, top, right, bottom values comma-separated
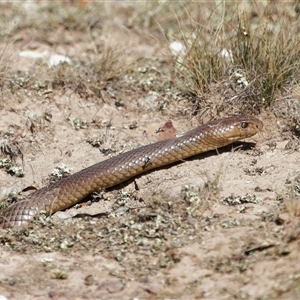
(216, 115, 263, 142)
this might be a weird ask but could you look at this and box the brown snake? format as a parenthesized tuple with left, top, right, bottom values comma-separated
(0, 115, 263, 229)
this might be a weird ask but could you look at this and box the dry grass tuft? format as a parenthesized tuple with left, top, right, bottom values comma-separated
(173, 1, 300, 112)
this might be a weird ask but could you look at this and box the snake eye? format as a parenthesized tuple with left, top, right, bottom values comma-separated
(241, 122, 248, 129)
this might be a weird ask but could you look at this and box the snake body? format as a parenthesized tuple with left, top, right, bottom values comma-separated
(0, 115, 263, 229)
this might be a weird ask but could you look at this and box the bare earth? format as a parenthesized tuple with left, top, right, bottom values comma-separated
(0, 2, 300, 300)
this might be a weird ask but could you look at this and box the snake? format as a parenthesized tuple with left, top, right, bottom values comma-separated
(0, 115, 263, 229)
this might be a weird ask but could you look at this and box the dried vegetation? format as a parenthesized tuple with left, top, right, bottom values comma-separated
(172, 2, 300, 117)
(0, 1, 300, 299)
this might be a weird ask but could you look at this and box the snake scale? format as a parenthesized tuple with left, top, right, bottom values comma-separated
(0, 115, 263, 229)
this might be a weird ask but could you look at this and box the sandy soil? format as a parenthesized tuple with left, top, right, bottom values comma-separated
(0, 2, 300, 300)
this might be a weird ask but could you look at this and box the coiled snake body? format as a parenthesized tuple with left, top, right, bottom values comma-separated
(0, 115, 263, 229)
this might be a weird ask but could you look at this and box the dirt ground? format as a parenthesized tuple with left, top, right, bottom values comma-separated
(1, 2, 300, 300)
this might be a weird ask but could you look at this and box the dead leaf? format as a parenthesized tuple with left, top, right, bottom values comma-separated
(158, 120, 177, 141)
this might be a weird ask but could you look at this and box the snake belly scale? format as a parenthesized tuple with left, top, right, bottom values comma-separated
(0, 115, 263, 229)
